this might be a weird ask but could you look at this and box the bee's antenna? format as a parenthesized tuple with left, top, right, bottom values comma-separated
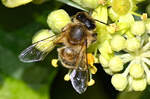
(94, 19, 109, 25)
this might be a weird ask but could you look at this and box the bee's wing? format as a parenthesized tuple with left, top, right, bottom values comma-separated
(70, 69, 89, 94)
(19, 35, 58, 63)
(70, 41, 89, 94)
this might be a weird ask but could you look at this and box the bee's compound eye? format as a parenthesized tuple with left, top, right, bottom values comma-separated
(76, 13, 86, 22)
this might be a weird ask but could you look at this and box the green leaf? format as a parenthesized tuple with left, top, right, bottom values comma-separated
(117, 86, 150, 99)
(0, 72, 56, 99)
(117, 92, 141, 99)
(0, 1, 61, 99)
(56, 0, 89, 11)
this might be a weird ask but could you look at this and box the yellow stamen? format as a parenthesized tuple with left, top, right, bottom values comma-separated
(88, 79, 95, 86)
(64, 74, 70, 81)
(90, 65, 97, 74)
(51, 59, 58, 67)
(87, 53, 94, 66)
(87, 53, 97, 74)
(141, 13, 147, 21)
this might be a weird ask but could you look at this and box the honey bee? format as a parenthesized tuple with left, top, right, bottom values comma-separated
(19, 12, 98, 94)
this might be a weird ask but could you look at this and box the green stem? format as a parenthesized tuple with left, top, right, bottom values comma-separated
(131, 11, 142, 17)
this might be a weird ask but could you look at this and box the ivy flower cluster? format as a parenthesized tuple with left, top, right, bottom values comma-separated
(80, 0, 150, 91)
(4, 0, 150, 92)
(61, 0, 150, 91)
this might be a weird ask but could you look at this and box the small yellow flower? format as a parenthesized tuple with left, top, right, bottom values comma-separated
(111, 74, 128, 91)
(99, 55, 109, 68)
(129, 63, 144, 79)
(109, 56, 123, 72)
(104, 68, 113, 75)
(110, 35, 126, 52)
(126, 37, 140, 52)
(111, 0, 132, 16)
(131, 78, 147, 91)
(131, 21, 145, 36)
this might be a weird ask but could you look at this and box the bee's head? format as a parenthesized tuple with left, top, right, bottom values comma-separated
(75, 12, 96, 30)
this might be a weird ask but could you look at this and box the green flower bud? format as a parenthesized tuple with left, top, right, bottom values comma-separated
(131, 21, 145, 36)
(33, 0, 48, 4)
(92, 5, 108, 24)
(81, 0, 99, 9)
(32, 29, 56, 52)
(132, 78, 147, 91)
(126, 38, 140, 52)
(47, 9, 71, 33)
(129, 64, 144, 79)
(109, 56, 123, 72)
(110, 35, 126, 52)
(99, 55, 109, 68)
(111, 0, 132, 16)
(111, 74, 128, 91)
(147, 4, 150, 16)
(2, 0, 32, 8)
(145, 19, 150, 33)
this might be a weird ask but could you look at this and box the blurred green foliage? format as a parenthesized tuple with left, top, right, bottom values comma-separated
(0, 0, 60, 99)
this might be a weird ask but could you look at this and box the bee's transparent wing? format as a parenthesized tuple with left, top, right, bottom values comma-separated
(70, 42, 89, 94)
(19, 36, 57, 63)
(70, 69, 89, 94)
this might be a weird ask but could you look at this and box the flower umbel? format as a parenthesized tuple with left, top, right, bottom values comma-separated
(17, 0, 150, 93)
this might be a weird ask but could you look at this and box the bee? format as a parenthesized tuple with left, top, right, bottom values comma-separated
(19, 12, 99, 94)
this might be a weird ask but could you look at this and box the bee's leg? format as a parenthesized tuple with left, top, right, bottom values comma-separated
(75, 43, 87, 70)
(61, 23, 72, 32)
(54, 32, 66, 44)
